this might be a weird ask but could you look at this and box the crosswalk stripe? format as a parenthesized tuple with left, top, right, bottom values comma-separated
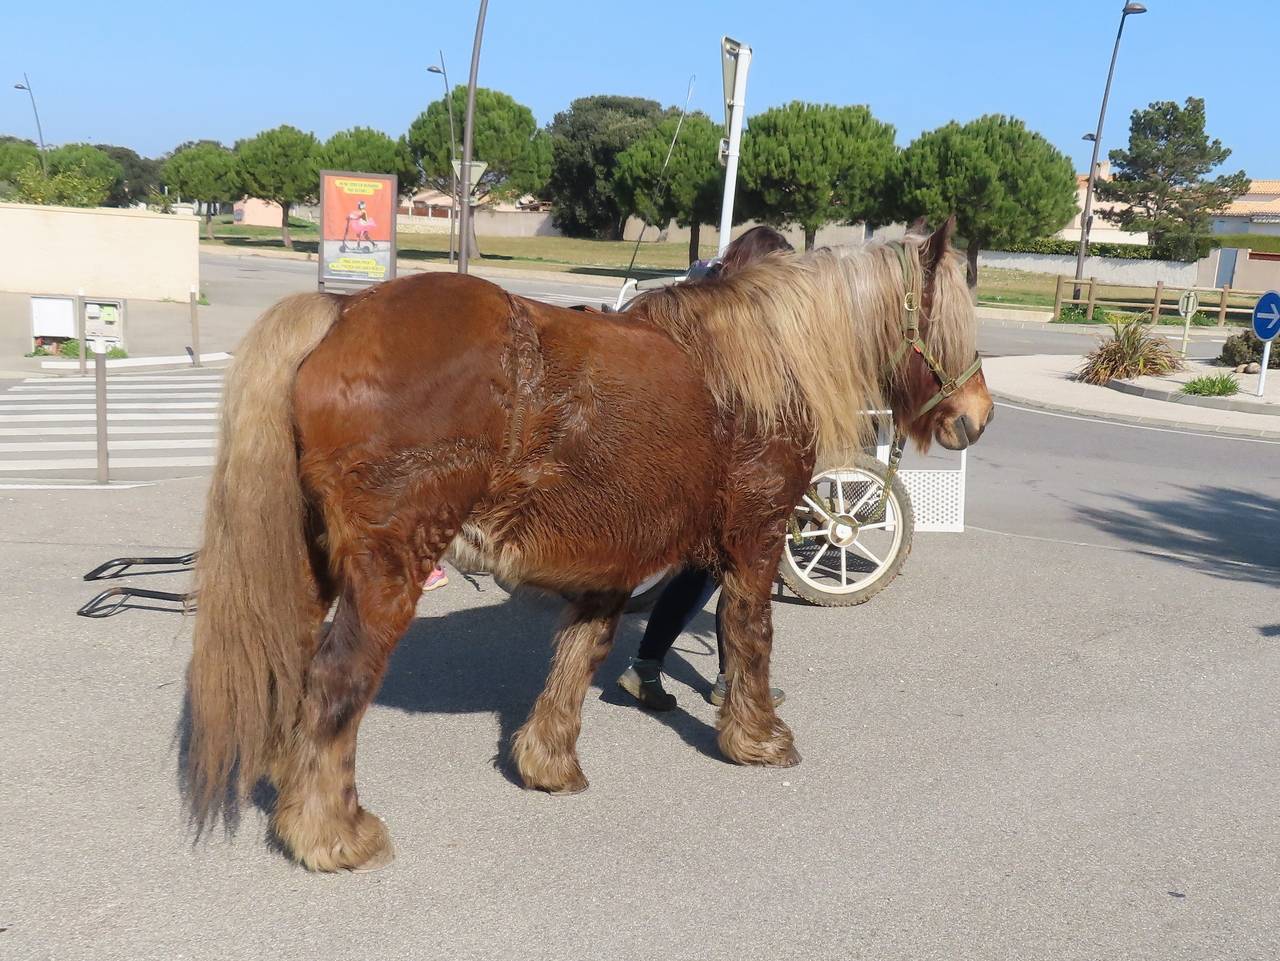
(0, 425, 220, 436)
(11, 384, 223, 392)
(0, 439, 217, 453)
(0, 455, 216, 472)
(23, 377, 225, 386)
(3, 393, 222, 402)
(0, 413, 218, 422)
(0, 402, 219, 411)
(1, 373, 227, 477)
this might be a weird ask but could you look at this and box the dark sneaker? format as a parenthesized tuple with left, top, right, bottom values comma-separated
(616, 658, 677, 711)
(709, 673, 786, 708)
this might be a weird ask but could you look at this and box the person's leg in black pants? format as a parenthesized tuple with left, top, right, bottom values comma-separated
(617, 567, 717, 710)
(619, 567, 783, 710)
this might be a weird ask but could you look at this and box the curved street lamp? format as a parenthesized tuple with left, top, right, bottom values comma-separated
(428, 57, 459, 263)
(1074, 2, 1148, 283)
(458, 0, 489, 274)
(13, 73, 48, 175)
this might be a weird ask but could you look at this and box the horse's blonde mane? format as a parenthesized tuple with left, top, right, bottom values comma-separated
(630, 239, 976, 463)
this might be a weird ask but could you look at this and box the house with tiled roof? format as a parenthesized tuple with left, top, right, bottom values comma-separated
(1054, 162, 1148, 246)
(1213, 180, 1280, 236)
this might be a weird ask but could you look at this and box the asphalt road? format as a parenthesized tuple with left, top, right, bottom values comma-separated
(1, 254, 1276, 960)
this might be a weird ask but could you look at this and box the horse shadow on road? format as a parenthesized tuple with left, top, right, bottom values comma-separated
(374, 585, 728, 784)
(1074, 485, 1280, 634)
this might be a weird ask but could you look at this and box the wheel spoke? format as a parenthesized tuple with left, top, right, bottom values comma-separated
(787, 525, 830, 542)
(803, 494, 834, 522)
(849, 538, 883, 568)
(857, 521, 889, 532)
(849, 483, 879, 516)
(802, 543, 829, 575)
(840, 545, 847, 585)
(836, 480, 846, 513)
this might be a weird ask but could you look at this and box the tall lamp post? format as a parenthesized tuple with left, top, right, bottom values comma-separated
(13, 73, 47, 175)
(1074, 2, 1148, 283)
(428, 57, 459, 264)
(458, 0, 489, 275)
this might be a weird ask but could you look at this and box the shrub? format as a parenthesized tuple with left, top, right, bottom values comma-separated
(994, 237, 1162, 260)
(58, 339, 81, 358)
(1220, 331, 1280, 369)
(1157, 310, 1217, 327)
(1181, 373, 1239, 397)
(1055, 304, 1113, 325)
(1077, 317, 1184, 384)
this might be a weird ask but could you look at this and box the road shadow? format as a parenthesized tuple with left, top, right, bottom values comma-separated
(373, 591, 726, 783)
(1073, 485, 1280, 587)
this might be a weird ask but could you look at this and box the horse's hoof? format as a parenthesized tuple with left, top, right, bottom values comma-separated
(350, 843, 396, 873)
(773, 745, 802, 768)
(550, 777, 589, 796)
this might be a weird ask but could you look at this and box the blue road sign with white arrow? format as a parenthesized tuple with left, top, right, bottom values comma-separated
(1254, 290, 1280, 342)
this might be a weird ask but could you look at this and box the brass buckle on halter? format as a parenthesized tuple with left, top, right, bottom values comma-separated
(938, 380, 958, 399)
(903, 290, 918, 313)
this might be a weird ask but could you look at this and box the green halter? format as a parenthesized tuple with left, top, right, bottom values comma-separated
(887, 243, 983, 420)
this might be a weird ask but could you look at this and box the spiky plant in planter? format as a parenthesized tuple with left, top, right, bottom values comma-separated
(1077, 317, 1183, 385)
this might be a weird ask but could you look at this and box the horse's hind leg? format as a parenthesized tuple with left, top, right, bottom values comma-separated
(271, 530, 439, 872)
(716, 565, 800, 768)
(511, 592, 628, 793)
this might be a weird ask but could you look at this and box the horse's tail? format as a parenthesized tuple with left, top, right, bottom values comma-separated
(185, 292, 342, 827)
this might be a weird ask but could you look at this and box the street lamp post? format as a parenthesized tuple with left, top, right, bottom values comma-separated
(13, 73, 48, 175)
(1074, 2, 1148, 284)
(427, 57, 459, 264)
(458, 0, 489, 275)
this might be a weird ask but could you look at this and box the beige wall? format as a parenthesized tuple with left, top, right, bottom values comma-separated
(234, 197, 284, 228)
(0, 202, 199, 301)
(1230, 251, 1280, 292)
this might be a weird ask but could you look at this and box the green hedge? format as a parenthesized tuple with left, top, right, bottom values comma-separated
(992, 237, 1161, 260)
(1212, 233, 1280, 254)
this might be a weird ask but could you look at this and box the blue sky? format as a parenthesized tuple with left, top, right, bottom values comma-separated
(2, 0, 1270, 176)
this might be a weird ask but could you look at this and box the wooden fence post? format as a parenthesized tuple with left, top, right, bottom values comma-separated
(1052, 274, 1064, 321)
(1085, 277, 1098, 321)
(1152, 280, 1164, 325)
(1218, 284, 1230, 327)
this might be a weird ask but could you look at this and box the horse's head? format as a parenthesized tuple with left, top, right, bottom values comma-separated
(887, 217, 994, 452)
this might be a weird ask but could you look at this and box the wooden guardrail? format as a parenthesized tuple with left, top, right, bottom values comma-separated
(1052, 275, 1264, 326)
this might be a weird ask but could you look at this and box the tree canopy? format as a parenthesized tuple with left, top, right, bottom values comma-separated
(235, 125, 319, 247)
(163, 142, 243, 237)
(95, 145, 161, 206)
(614, 111, 723, 264)
(895, 114, 1077, 286)
(0, 137, 40, 197)
(46, 144, 124, 196)
(546, 95, 671, 239)
(317, 127, 418, 196)
(406, 87, 547, 200)
(737, 102, 898, 251)
(1098, 97, 1250, 262)
(12, 161, 113, 207)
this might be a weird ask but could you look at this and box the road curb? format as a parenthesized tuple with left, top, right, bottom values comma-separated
(1105, 378, 1280, 417)
(977, 316, 1233, 339)
(990, 389, 1280, 440)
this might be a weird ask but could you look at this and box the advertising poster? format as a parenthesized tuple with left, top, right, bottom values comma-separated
(318, 171, 398, 288)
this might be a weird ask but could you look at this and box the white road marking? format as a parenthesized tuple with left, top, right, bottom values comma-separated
(994, 401, 1280, 445)
(0, 439, 215, 453)
(0, 455, 215, 472)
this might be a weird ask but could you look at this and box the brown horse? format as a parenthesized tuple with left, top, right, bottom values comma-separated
(184, 218, 993, 871)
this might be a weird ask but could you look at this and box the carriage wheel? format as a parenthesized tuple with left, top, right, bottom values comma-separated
(779, 451, 914, 607)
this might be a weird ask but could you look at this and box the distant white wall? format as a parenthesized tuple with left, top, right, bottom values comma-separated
(0, 202, 199, 301)
(979, 249, 1199, 287)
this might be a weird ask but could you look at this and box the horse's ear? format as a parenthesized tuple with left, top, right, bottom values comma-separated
(919, 214, 957, 272)
(908, 216, 928, 234)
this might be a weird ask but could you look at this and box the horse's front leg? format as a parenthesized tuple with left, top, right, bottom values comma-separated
(512, 591, 628, 793)
(716, 563, 800, 768)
